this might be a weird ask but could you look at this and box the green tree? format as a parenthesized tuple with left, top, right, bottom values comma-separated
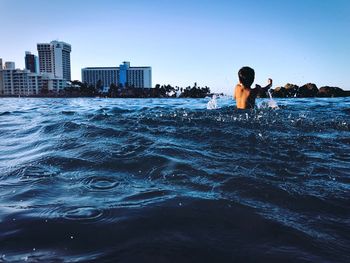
(109, 83, 118, 97)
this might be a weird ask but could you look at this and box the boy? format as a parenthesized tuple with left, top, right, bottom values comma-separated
(234, 66, 273, 109)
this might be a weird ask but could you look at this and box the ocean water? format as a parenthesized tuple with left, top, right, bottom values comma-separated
(0, 97, 349, 262)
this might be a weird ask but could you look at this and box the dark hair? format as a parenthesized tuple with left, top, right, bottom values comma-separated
(238, 67, 255, 88)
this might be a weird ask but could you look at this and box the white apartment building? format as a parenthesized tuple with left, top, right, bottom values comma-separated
(37, 41, 72, 80)
(0, 68, 41, 95)
(0, 61, 66, 96)
(41, 73, 67, 93)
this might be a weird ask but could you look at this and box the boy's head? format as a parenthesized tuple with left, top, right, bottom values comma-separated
(238, 67, 255, 88)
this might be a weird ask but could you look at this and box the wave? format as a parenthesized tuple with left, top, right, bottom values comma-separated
(0, 97, 350, 262)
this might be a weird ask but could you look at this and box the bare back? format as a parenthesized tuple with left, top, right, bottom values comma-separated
(234, 84, 257, 109)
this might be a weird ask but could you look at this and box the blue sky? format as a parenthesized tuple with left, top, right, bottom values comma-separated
(0, 0, 349, 93)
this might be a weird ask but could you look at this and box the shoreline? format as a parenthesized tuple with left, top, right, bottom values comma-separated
(1, 94, 349, 99)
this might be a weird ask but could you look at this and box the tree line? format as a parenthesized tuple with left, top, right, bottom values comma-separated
(62, 81, 211, 98)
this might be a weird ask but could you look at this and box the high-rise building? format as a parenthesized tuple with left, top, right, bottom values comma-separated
(119, 61, 130, 87)
(0, 58, 3, 69)
(4, 62, 15, 70)
(121, 62, 152, 89)
(81, 62, 152, 88)
(37, 41, 71, 80)
(25, 51, 38, 73)
(81, 67, 118, 88)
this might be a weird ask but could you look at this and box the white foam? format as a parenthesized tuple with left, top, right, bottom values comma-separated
(267, 90, 279, 109)
(207, 95, 218, 110)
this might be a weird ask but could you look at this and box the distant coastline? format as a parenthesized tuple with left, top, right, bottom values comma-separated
(264, 83, 350, 98)
(0, 81, 349, 99)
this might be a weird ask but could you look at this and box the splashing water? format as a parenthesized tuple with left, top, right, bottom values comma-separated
(267, 90, 279, 109)
(258, 90, 279, 109)
(207, 95, 218, 110)
(176, 90, 182, 98)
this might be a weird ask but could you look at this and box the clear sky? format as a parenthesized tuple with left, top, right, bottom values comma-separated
(1, 0, 349, 93)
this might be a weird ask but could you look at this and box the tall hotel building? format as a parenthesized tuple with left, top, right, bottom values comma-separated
(37, 41, 72, 80)
(82, 62, 152, 88)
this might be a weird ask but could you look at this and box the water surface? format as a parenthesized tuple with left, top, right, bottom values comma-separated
(0, 97, 349, 262)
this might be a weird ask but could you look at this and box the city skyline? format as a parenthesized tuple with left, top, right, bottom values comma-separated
(0, 40, 154, 95)
(1, 0, 349, 94)
(0, 40, 72, 96)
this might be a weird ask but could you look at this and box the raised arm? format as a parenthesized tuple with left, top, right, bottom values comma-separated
(255, 78, 273, 92)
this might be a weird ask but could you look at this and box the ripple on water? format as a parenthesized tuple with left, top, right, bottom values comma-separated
(0, 111, 11, 116)
(82, 176, 120, 191)
(41, 205, 123, 225)
(0, 165, 58, 187)
(61, 110, 76, 115)
(122, 189, 172, 203)
(63, 206, 103, 221)
(33, 205, 104, 222)
(21, 165, 58, 178)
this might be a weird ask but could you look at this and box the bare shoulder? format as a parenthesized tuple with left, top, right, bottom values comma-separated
(235, 84, 243, 92)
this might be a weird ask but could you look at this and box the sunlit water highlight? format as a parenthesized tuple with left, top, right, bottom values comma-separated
(0, 97, 349, 262)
